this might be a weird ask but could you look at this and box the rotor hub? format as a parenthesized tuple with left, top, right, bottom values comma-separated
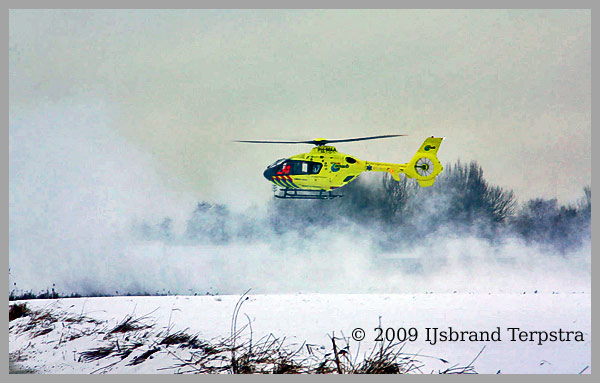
(415, 157, 434, 177)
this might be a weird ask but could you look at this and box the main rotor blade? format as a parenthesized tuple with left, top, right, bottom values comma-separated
(234, 134, 407, 146)
(323, 134, 407, 144)
(234, 140, 314, 144)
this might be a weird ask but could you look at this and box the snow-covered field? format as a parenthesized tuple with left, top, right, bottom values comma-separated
(9, 292, 590, 374)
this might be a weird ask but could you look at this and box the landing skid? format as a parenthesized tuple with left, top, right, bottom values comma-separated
(274, 188, 343, 200)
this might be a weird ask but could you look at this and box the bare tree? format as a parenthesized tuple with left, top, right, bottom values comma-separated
(381, 173, 417, 223)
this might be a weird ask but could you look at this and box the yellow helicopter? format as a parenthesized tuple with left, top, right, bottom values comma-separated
(237, 135, 444, 199)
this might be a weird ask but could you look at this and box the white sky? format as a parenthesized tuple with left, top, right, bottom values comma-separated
(10, 9, 591, 209)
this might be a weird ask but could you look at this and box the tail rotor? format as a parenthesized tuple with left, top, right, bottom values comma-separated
(405, 137, 444, 187)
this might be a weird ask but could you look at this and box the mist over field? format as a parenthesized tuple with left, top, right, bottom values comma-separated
(9, 102, 591, 297)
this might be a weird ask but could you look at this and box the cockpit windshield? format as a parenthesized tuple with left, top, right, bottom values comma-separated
(268, 158, 287, 168)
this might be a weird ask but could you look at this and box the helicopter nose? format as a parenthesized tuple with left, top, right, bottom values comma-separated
(263, 167, 275, 181)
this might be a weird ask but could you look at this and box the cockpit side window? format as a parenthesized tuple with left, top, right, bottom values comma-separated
(277, 162, 291, 175)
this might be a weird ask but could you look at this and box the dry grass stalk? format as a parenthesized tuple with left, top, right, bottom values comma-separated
(127, 347, 160, 366)
(109, 315, 153, 334)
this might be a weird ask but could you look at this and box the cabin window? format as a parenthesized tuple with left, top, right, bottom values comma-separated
(279, 160, 322, 175)
(345, 157, 357, 164)
(308, 162, 322, 174)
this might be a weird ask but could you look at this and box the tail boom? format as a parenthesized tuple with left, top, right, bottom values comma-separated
(363, 161, 407, 181)
(363, 137, 444, 187)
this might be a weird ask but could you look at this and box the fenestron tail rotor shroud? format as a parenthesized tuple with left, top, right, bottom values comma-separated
(415, 157, 434, 177)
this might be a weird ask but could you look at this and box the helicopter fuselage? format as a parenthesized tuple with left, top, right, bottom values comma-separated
(240, 135, 443, 198)
(263, 145, 413, 191)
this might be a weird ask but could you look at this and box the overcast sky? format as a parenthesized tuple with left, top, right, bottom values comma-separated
(10, 10, 590, 212)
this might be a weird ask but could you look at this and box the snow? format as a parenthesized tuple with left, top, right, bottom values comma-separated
(9, 292, 590, 374)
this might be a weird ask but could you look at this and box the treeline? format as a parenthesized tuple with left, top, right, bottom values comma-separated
(134, 160, 591, 255)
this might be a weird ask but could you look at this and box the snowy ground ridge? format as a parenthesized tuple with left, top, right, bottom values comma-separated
(9, 297, 479, 374)
(9, 292, 591, 374)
